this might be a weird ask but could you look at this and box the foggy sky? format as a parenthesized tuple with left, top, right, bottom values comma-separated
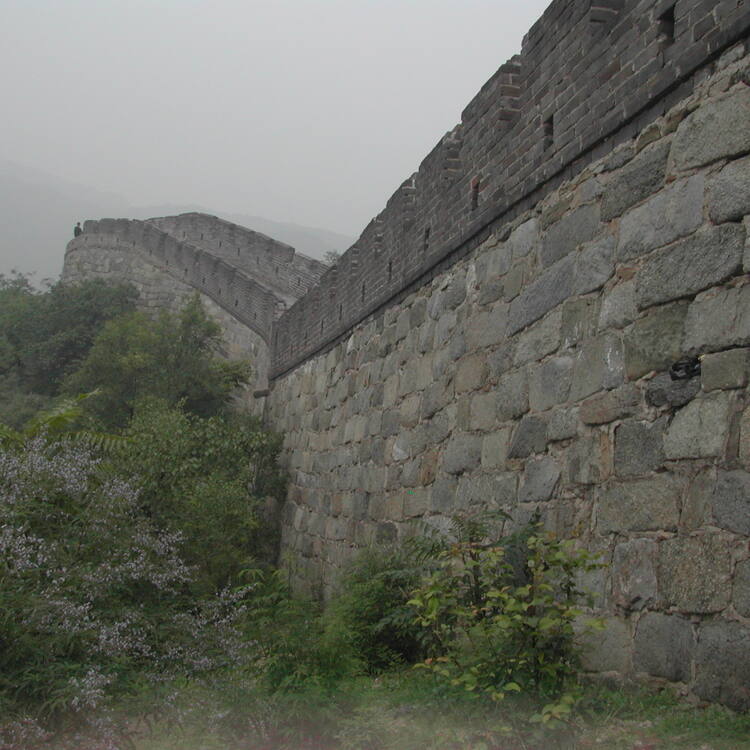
(1, 0, 550, 238)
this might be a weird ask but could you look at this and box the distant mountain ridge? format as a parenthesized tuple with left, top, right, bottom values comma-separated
(0, 160, 353, 279)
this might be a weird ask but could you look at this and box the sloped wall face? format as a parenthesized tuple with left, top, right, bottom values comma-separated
(267, 58, 750, 708)
(63, 234, 271, 402)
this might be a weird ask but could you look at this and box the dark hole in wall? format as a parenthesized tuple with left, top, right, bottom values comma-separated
(361, 282, 366, 303)
(339, 303, 343, 321)
(543, 114, 554, 150)
(471, 178, 480, 211)
(658, 4, 676, 48)
(423, 226, 431, 253)
(235, 299, 238, 307)
(388, 260, 393, 282)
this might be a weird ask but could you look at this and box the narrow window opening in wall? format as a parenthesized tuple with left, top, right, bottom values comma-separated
(237, 248, 240, 256)
(234, 299, 238, 307)
(543, 115, 554, 150)
(658, 4, 676, 47)
(219, 241, 222, 248)
(184, 267, 188, 275)
(202, 277, 206, 285)
(470, 177, 480, 211)
(275, 267, 279, 275)
(200, 233, 203, 240)
(320, 319, 324, 333)
(254, 312, 257, 320)
(388, 260, 393, 282)
(423, 227, 431, 253)
(339, 303, 343, 321)
(297, 276, 301, 286)
(361, 282, 366, 303)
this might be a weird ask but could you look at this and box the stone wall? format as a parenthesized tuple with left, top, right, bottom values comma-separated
(266, 49, 750, 708)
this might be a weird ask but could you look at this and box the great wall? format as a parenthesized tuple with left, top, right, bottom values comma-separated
(64, 0, 750, 709)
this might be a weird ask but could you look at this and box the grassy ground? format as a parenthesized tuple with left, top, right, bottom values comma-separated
(130, 671, 750, 750)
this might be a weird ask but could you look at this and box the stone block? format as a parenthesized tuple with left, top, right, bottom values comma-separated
(513, 309, 562, 366)
(442, 433, 482, 475)
(617, 175, 704, 261)
(580, 383, 640, 425)
(624, 302, 689, 379)
(466, 303, 509, 349)
(502, 262, 525, 301)
(458, 472, 517, 510)
(495, 368, 529, 421)
(508, 415, 548, 459)
(734, 559, 750, 618)
(541, 203, 601, 267)
(597, 475, 681, 534)
(518, 456, 560, 503)
(578, 616, 631, 673)
(508, 218, 539, 259)
(613, 417, 666, 477)
(481, 428, 511, 470)
(645, 372, 700, 409)
(487, 342, 514, 377)
(598, 280, 637, 331)
(612, 538, 658, 611)
(567, 432, 610, 485)
(574, 235, 615, 295)
(569, 334, 624, 401)
(455, 353, 488, 393)
(508, 254, 575, 335)
(546, 407, 579, 442)
(707, 154, 750, 224)
(430, 476, 459, 513)
(633, 613, 693, 682)
(528, 356, 573, 411)
(601, 140, 670, 220)
(695, 621, 750, 711)
(711, 470, 750, 536)
(670, 88, 750, 171)
(561, 296, 601, 348)
(403, 487, 429, 518)
(469, 392, 497, 432)
(683, 284, 750, 354)
(701, 348, 750, 391)
(636, 225, 745, 310)
(663, 392, 731, 459)
(658, 534, 732, 614)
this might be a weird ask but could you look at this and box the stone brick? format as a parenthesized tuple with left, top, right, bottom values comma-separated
(508, 218, 539, 259)
(574, 235, 615, 295)
(567, 432, 609, 485)
(508, 255, 575, 335)
(458, 472, 517, 510)
(613, 538, 658, 611)
(580, 383, 640, 425)
(513, 309, 562, 365)
(546, 407, 578, 442)
(597, 475, 681, 534)
(508, 415, 548, 459)
(455, 353, 488, 393)
(569, 334, 624, 401)
(430, 476, 459, 512)
(598, 280, 637, 331)
(541, 203, 601, 267)
(442, 433, 482, 475)
(645, 372, 700, 409)
(495, 368, 528, 421)
(469, 392, 497, 432)
(578, 617, 630, 673)
(528, 356, 573, 411)
(633, 613, 693, 682)
(708, 154, 750, 223)
(659, 534, 733, 614)
(561, 296, 601, 348)
(701, 348, 750, 391)
(403, 487, 429, 517)
(601, 140, 670, 220)
(663, 392, 731, 459)
(518, 456, 560, 503)
(711, 470, 750, 536)
(636, 225, 745, 310)
(617, 175, 704, 261)
(670, 88, 750, 171)
(613, 417, 665, 477)
(734, 559, 750, 618)
(481, 428, 511, 469)
(683, 284, 750, 354)
(466, 303, 509, 350)
(624, 302, 689, 379)
(695, 621, 750, 711)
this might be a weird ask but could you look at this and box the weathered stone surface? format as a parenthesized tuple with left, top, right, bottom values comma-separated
(658, 534, 732, 613)
(508, 255, 575, 335)
(670, 88, 750, 171)
(695, 621, 750, 711)
(578, 617, 630, 673)
(663, 392, 731, 459)
(508, 218, 539, 259)
(528, 356, 573, 411)
(597, 475, 681, 534)
(645, 372, 700, 408)
(513, 309, 561, 365)
(541, 203, 601, 267)
(518, 456, 560, 503)
(601, 141, 670, 220)
(598, 280, 637, 331)
(561, 296, 601, 348)
(633, 613, 692, 682)
(569, 334, 624, 401)
(734, 559, 750, 618)
(683, 284, 750, 354)
(580, 383, 640, 425)
(508, 415, 548, 458)
(613, 538, 658, 611)
(481, 428, 511, 469)
(442, 433, 482, 475)
(546, 407, 578, 442)
(455, 353, 488, 393)
(708, 154, 750, 223)
(636, 225, 745, 310)
(469, 392, 497, 432)
(701, 348, 750, 391)
(466, 303, 509, 349)
(495, 368, 529, 421)
(574, 235, 615, 294)
(624, 302, 690, 379)
(430, 476, 459, 512)
(613, 417, 665, 476)
(459, 472, 517, 509)
(711, 470, 750, 536)
(617, 175, 704, 261)
(567, 432, 609, 485)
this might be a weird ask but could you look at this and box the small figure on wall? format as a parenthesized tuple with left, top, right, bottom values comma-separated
(73, 222, 82, 237)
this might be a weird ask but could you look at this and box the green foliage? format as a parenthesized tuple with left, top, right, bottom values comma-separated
(322, 546, 424, 673)
(408, 514, 603, 723)
(65, 295, 250, 429)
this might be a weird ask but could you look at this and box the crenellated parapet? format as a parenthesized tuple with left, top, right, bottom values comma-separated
(271, 0, 750, 377)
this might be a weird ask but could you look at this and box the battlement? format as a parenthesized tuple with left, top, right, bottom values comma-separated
(271, 0, 750, 378)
